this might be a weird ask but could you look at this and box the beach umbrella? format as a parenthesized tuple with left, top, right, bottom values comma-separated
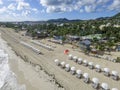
(65, 64, 70, 72)
(54, 59, 60, 66)
(64, 49, 69, 55)
(78, 58, 82, 64)
(70, 66, 76, 75)
(68, 54, 73, 60)
(73, 56, 78, 62)
(101, 83, 109, 90)
(112, 88, 118, 90)
(60, 61, 65, 68)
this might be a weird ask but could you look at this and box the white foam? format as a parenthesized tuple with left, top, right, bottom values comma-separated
(0, 36, 26, 90)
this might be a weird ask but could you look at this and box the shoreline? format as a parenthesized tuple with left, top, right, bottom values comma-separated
(0, 34, 64, 90)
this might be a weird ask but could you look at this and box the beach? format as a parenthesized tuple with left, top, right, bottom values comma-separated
(0, 29, 64, 90)
(0, 27, 120, 90)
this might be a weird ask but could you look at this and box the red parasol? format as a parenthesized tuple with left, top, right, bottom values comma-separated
(64, 49, 69, 55)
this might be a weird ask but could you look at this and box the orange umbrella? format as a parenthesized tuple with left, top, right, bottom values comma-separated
(64, 49, 69, 55)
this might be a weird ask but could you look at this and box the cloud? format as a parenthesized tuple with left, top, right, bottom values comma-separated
(8, 3, 16, 10)
(0, 0, 3, 4)
(22, 10, 31, 16)
(109, 0, 120, 11)
(17, 1, 30, 10)
(32, 8, 39, 13)
(0, 7, 7, 13)
(40, 0, 120, 13)
(85, 5, 96, 13)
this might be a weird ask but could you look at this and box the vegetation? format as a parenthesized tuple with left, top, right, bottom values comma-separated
(0, 12, 120, 53)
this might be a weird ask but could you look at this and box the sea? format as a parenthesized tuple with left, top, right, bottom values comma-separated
(0, 34, 26, 90)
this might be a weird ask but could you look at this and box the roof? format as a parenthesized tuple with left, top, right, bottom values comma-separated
(81, 39, 91, 45)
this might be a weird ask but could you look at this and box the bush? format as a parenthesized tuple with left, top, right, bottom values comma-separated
(116, 57, 120, 62)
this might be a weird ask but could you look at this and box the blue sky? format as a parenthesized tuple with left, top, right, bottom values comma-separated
(0, 0, 120, 21)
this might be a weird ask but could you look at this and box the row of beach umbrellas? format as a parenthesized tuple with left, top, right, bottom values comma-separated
(54, 59, 118, 90)
(68, 54, 119, 81)
(48, 39, 63, 44)
(20, 41, 41, 54)
(94, 54, 116, 63)
(31, 40, 54, 51)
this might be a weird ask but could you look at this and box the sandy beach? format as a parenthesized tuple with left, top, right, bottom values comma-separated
(0, 29, 64, 90)
(0, 27, 120, 90)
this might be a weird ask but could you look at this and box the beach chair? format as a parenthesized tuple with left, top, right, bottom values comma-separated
(76, 70, 82, 79)
(54, 59, 60, 66)
(95, 64, 101, 72)
(92, 77, 99, 89)
(70, 67, 76, 75)
(103, 68, 110, 76)
(60, 61, 65, 69)
(77, 58, 82, 64)
(83, 73, 90, 83)
(73, 56, 78, 62)
(88, 62, 94, 69)
(83, 60, 88, 67)
(101, 83, 109, 90)
(65, 64, 70, 72)
(111, 71, 119, 80)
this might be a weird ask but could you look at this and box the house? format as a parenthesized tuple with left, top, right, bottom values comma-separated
(36, 31, 48, 38)
(67, 35, 80, 41)
(116, 45, 120, 51)
(79, 39, 91, 51)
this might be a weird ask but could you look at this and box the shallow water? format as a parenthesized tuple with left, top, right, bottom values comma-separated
(0, 35, 26, 90)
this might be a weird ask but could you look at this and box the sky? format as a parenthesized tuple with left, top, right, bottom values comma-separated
(0, 0, 120, 21)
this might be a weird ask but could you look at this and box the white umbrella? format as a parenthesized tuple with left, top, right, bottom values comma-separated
(101, 83, 109, 90)
(54, 59, 60, 66)
(71, 67, 75, 71)
(65, 64, 70, 68)
(68, 54, 72, 59)
(104, 68, 110, 72)
(92, 77, 99, 84)
(112, 71, 118, 76)
(95, 64, 101, 69)
(78, 58, 82, 62)
(83, 73, 89, 78)
(83, 60, 88, 64)
(54, 59, 59, 63)
(112, 88, 118, 90)
(88, 62, 93, 66)
(76, 70, 82, 75)
(61, 61, 65, 66)
(73, 56, 77, 60)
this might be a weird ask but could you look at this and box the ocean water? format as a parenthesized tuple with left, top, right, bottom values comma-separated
(0, 35, 26, 90)
(0, 49, 26, 90)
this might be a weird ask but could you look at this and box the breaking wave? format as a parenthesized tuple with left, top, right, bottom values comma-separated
(0, 49, 26, 90)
